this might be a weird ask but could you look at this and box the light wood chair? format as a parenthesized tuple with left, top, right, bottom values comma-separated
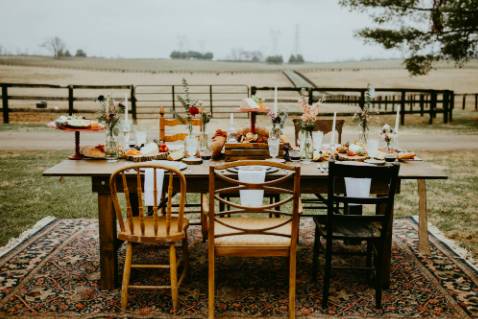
(159, 106, 202, 142)
(110, 163, 190, 313)
(314, 160, 400, 308)
(159, 106, 207, 240)
(292, 118, 345, 147)
(206, 160, 301, 319)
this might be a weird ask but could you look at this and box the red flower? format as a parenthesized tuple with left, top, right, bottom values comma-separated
(188, 105, 199, 116)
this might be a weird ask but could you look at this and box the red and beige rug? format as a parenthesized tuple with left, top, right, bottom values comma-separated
(0, 218, 476, 318)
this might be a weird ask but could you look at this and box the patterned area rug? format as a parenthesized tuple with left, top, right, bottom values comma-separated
(0, 218, 476, 318)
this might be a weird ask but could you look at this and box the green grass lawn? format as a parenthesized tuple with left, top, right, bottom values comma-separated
(0, 150, 476, 257)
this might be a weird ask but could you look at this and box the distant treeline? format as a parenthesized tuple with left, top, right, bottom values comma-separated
(170, 51, 213, 60)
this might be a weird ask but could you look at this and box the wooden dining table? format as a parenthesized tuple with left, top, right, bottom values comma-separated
(43, 159, 447, 290)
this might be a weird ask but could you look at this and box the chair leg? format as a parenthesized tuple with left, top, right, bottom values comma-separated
(200, 193, 208, 242)
(121, 242, 133, 311)
(169, 245, 178, 313)
(289, 253, 297, 319)
(322, 236, 332, 309)
(182, 235, 190, 279)
(208, 249, 215, 319)
(375, 242, 383, 308)
(312, 224, 320, 280)
(366, 240, 373, 284)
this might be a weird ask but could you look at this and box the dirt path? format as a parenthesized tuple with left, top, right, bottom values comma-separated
(1, 120, 477, 151)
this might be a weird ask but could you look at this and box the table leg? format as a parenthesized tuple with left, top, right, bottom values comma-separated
(98, 192, 119, 289)
(417, 179, 431, 254)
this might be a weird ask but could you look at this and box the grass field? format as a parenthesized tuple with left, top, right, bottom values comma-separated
(0, 149, 476, 258)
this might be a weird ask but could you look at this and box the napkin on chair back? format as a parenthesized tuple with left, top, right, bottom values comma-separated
(238, 167, 266, 207)
(344, 177, 371, 208)
(144, 168, 165, 207)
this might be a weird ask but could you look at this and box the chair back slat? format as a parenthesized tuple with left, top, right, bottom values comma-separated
(136, 168, 146, 236)
(109, 163, 187, 241)
(209, 160, 301, 242)
(153, 168, 159, 236)
(166, 171, 174, 236)
(120, 172, 135, 234)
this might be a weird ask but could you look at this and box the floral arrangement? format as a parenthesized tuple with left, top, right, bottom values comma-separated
(267, 110, 288, 137)
(97, 95, 123, 136)
(381, 124, 395, 152)
(177, 78, 207, 134)
(355, 84, 375, 143)
(298, 89, 321, 132)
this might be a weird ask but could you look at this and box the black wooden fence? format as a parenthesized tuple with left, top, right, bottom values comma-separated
(251, 86, 455, 125)
(0, 82, 462, 125)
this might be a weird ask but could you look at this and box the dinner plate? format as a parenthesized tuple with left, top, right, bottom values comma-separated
(364, 159, 386, 166)
(226, 166, 279, 174)
(150, 160, 187, 170)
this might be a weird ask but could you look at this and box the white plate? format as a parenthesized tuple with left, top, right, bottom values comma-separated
(266, 158, 286, 163)
(364, 159, 386, 166)
(227, 166, 279, 174)
(150, 160, 187, 170)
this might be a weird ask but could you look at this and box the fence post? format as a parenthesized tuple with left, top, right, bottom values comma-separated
(419, 94, 424, 116)
(400, 90, 405, 125)
(250, 86, 257, 96)
(1, 84, 8, 124)
(308, 88, 313, 105)
(209, 85, 213, 117)
(429, 91, 437, 124)
(449, 90, 454, 122)
(475, 94, 477, 111)
(130, 85, 137, 123)
(68, 85, 74, 115)
(359, 90, 365, 109)
(462, 94, 466, 110)
(443, 90, 449, 124)
(171, 85, 176, 117)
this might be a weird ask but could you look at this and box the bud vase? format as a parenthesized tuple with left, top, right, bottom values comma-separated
(105, 130, 119, 162)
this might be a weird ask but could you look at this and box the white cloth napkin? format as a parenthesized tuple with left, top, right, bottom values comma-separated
(144, 168, 165, 207)
(344, 177, 371, 206)
(238, 167, 266, 207)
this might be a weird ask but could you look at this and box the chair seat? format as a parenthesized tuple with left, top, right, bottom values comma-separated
(214, 217, 292, 252)
(118, 216, 189, 243)
(315, 218, 382, 238)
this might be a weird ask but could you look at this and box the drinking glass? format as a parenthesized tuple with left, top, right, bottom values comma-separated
(268, 137, 280, 159)
(185, 135, 198, 159)
(367, 138, 379, 158)
(289, 148, 301, 162)
(312, 131, 324, 151)
(135, 130, 147, 147)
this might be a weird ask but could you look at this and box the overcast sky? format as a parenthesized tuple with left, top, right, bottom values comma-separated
(0, 0, 401, 62)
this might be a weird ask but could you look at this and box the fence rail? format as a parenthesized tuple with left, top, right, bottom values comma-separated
(0, 82, 466, 125)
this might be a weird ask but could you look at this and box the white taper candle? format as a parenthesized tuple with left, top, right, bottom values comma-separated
(331, 112, 337, 146)
(124, 94, 128, 121)
(273, 86, 278, 113)
(394, 104, 400, 134)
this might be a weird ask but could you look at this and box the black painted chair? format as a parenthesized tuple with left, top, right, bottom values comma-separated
(313, 160, 400, 308)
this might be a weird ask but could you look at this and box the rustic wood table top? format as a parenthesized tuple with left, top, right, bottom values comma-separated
(43, 159, 448, 180)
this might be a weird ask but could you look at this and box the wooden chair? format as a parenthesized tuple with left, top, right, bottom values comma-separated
(292, 118, 345, 147)
(313, 160, 400, 308)
(159, 106, 207, 240)
(159, 106, 202, 142)
(207, 161, 301, 319)
(110, 163, 190, 313)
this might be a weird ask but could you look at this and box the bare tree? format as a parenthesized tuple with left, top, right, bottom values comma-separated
(41, 36, 66, 58)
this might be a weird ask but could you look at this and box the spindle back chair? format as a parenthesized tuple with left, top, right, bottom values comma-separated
(110, 163, 189, 313)
(207, 160, 301, 319)
(315, 160, 400, 309)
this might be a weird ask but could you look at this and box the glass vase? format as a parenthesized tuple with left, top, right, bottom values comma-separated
(300, 130, 314, 162)
(105, 130, 119, 162)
